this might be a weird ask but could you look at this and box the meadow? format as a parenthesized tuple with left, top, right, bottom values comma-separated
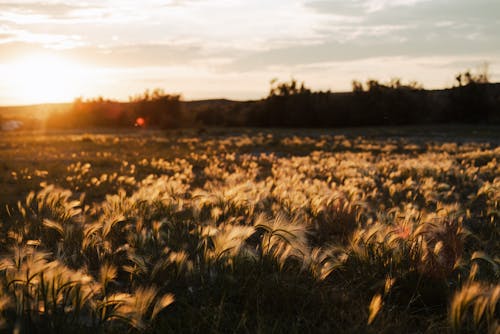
(0, 126, 498, 333)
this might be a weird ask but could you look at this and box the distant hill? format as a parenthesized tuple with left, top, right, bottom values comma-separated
(184, 99, 242, 108)
(1, 83, 499, 129)
(0, 100, 246, 120)
(0, 103, 71, 120)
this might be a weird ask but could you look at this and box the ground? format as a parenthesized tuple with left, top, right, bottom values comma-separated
(0, 126, 498, 333)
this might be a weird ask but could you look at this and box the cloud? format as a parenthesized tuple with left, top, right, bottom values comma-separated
(305, 0, 500, 39)
(306, 0, 367, 16)
(222, 26, 499, 73)
(69, 43, 205, 68)
(0, 25, 84, 49)
(165, 0, 204, 7)
(370, 0, 499, 23)
(0, 40, 213, 68)
(0, 0, 498, 103)
(0, 2, 82, 18)
(286, 0, 500, 65)
(0, 0, 328, 52)
(307, 0, 500, 30)
(0, 1, 146, 25)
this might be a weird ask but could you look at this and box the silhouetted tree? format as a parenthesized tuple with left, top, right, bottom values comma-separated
(450, 65, 492, 122)
(44, 69, 499, 129)
(130, 89, 184, 129)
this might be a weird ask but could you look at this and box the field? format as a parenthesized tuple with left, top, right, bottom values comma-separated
(0, 126, 499, 333)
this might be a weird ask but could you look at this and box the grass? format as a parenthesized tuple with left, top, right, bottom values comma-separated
(0, 126, 498, 333)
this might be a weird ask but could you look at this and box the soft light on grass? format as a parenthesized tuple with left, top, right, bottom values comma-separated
(0, 128, 498, 332)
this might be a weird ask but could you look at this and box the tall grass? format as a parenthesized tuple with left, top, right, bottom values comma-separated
(0, 130, 498, 332)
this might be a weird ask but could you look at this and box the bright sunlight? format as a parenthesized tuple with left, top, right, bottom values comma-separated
(5, 53, 86, 104)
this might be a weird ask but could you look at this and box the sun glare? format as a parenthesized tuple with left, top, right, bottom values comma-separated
(7, 53, 86, 104)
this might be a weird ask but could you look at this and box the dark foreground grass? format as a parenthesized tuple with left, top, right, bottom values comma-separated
(0, 126, 498, 333)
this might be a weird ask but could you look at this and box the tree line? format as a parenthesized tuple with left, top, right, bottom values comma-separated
(45, 68, 500, 129)
(47, 89, 186, 129)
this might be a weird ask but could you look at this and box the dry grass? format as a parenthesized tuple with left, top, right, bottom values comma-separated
(0, 127, 498, 333)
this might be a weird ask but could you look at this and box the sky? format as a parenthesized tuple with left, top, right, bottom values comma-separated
(0, 0, 499, 104)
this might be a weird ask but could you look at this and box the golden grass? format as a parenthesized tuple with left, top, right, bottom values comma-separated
(0, 129, 498, 332)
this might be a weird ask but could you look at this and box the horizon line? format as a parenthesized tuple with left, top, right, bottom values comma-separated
(2, 81, 499, 108)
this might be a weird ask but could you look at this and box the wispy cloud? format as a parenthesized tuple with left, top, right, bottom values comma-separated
(0, 0, 498, 102)
(0, 2, 80, 17)
(0, 25, 84, 48)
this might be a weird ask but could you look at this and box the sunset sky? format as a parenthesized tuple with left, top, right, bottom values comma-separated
(0, 0, 499, 104)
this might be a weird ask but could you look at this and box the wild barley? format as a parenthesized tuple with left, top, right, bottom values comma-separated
(449, 282, 499, 333)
